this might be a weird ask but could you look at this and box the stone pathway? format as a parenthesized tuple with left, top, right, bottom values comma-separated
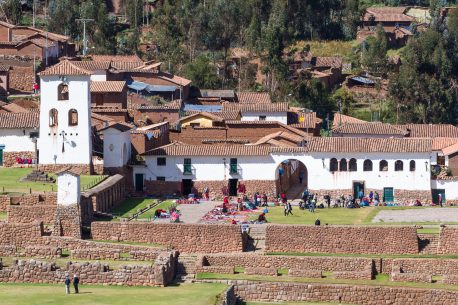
(155, 200, 221, 224)
(372, 207, 458, 223)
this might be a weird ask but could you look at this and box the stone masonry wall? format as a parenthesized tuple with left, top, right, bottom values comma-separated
(265, 225, 419, 255)
(0, 221, 43, 246)
(0, 195, 9, 212)
(7, 205, 56, 224)
(0, 253, 177, 287)
(382, 258, 458, 276)
(437, 227, 458, 254)
(2, 151, 35, 167)
(230, 280, 458, 305)
(91, 222, 245, 253)
(52, 204, 81, 239)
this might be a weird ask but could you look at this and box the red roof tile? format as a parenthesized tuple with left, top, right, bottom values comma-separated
(237, 92, 271, 104)
(332, 122, 408, 136)
(40, 60, 91, 76)
(398, 124, 458, 138)
(222, 102, 289, 113)
(0, 112, 39, 128)
(90, 81, 126, 93)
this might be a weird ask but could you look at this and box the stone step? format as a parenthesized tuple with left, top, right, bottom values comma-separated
(418, 233, 440, 255)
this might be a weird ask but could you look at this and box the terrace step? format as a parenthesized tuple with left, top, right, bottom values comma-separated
(418, 233, 440, 255)
(176, 253, 198, 282)
(245, 224, 266, 253)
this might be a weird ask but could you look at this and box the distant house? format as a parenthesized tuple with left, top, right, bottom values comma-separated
(222, 102, 289, 124)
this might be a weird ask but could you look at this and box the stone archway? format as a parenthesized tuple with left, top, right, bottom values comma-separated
(275, 159, 308, 199)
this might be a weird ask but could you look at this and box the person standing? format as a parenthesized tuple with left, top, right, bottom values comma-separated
(203, 186, 210, 200)
(369, 191, 374, 203)
(324, 194, 331, 208)
(299, 171, 304, 184)
(286, 201, 293, 215)
(262, 193, 268, 206)
(64, 275, 71, 294)
(374, 192, 380, 205)
(73, 274, 79, 294)
(358, 189, 364, 201)
(438, 193, 443, 207)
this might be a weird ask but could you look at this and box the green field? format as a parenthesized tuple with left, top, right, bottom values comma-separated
(0, 168, 106, 193)
(111, 198, 175, 219)
(0, 283, 227, 305)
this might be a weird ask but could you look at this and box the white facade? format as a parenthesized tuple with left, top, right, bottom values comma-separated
(241, 112, 288, 124)
(90, 71, 107, 81)
(57, 172, 81, 205)
(102, 128, 131, 168)
(38, 75, 92, 165)
(432, 179, 458, 200)
(0, 128, 36, 152)
(136, 151, 432, 192)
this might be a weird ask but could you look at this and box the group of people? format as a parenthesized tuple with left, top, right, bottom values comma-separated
(298, 189, 384, 209)
(64, 274, 79, 294)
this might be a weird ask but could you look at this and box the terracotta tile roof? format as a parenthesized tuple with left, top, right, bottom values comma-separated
(157, 72, 192, 86)
(0, 65, 10, 72)
(252, 131, 306, 146)
(90, 54, 143, 62)
(363, 7, 413, 23)
(398, 124, 458, 138)
(307, 137, 431, 153)
(366, 7, 408, 15)
(217, 111, 240, 120)
(135, 100, 182, 110)
(332, 114, 367, 128)
(1, 103, 28, 113)
(222, 102, 289, 113)
(332, 122, 408, 136)
(40, 60, 91, 76)
(201, 139, 250, 144)
(432, 138, 458, 151)
(442, 142, 458, 156)
(73, 61, 111, 71)
(290, 111, 322, 129)
(91, 107, 128, 113)
(315, 57, 343, 69)
(136, 121, 169, 131)
(111, 61, 144, 71)
(0, 112, 39, 128)
(99, 121, 133, 132)
(237, 92, 272, 104)
(225, 120, 309, 138)
(90, 81, 126, 93)
(179, 112, 224, 123)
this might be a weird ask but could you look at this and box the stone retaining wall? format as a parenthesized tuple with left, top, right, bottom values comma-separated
(391, 272, 432, 283)
(81, 174, 126, 214)
(129, 250, 160, 261)
(7, 205, 56, 224)
(53, 204, 81, 239)
(0, 196, 9, 212)
(71, 249, 121, 260)
(333, 270, 372, 280)
(227, 280, 458, 305)
(218, 285, 237, 305)
(0, 221, 43, 246)
(384, 258, 458, 276)
(265, 225, 419, 255)
(2, 151, 35, 167)
(245, 267, 277, 276)
(0, 245, 16, 256)
(24, 246, 62, 259)
(0, 252, 177, 287)
(91, 222, 245, 253)
(438, 227, 458, 255)
(202, 254, 373, 273)
(288, 269, 322, 278)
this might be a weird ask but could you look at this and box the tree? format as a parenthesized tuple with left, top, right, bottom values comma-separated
(361, 24, 388, 75)
(296, 79, 336, 120)
(184, 55, 220, 89)
(47, 0, 78, 37)
(3, 0, 22, 25)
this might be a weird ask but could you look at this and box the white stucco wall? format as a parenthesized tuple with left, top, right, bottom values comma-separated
(431, 179, 458, 200)
(90, 71, 107, 81)
(241, 112, 288, 124)
(57, 172, 80, 205)
(38, 75, 93, 165)
(0, 128, 35, 152)
(103, 128, 131, 168)
(138, 151, 432, 192)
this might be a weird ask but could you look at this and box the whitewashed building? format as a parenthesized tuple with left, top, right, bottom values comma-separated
(100, 122, 132, 169)
(38, 60, 93, 166)
(222, 102, 289, 124)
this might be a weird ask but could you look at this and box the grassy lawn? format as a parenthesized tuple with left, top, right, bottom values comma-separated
(0, 211, 6, 220)
(0, 282, 227, 305)
(111, 198, 175, 219)
(197, 272, 458, 292)
(0, 168, 106, 193)
(287, 40, 359, 62)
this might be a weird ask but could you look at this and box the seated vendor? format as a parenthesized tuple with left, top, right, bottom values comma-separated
(257, 213, 267, 223)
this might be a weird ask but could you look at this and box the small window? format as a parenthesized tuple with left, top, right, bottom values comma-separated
(330, 158, 338, 172)
(156, 176, 165, 181)
(259, 115, 266, 121)
(49, 108, 58, 127)
(58, 83, 69, 101)
(363, 160, 373, 171)
(68, 109, 78, 126)
(409, 160, 416, 171)
(190, 123, 200, 128)
(184, 158, 192, 175)
(339, 158, 347, 171)
(379, 160, 388, 171)
(395, 160, 403, 171)
(349, 158, 357, 172)
(157, 157, 166, 166)
(230, 158, 238, 174)
(184, 158, 191, 165)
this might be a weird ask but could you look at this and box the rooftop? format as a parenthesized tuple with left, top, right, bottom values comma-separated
(398, 124, 458, 138)
(332, 122, 408, 136)
(90, 81, 126, 93)
(237, 92, 271, 104)
(40, 60, 91, 76)
(222, 102, 289, 113)
(0, 112, 39, 128)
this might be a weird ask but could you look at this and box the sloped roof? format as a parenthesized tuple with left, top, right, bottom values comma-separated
(237, 92, 272, 104)
(90, 81, 126, 93)
(225, 120, 309, 138)
(91, 54, 143, 62)
(179, 112, 224, 123)
(1, 103, 28, 113)
(314, 57, 343, 69)
(222, 102, 289, 113)
(432, 138, 458, 151)
(136, 121, 169, 131)
(135, 99, 182, 110)
(442, 142, 458, 156)
(0, 112, 39, 128)
(252, 131, 305, 147)
(398, 124, 458, 138)
(332, 114, 367, 128)
(40, 60, 91, 76)
(332, 122, 408, 136)
(73, 61, 111, 71)
(99, 121, 134, 132)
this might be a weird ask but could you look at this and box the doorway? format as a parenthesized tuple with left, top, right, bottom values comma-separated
(432, 189, 445, 204)
(182, 179, 193, 196)
(135, 174, 144, 192)
(228, 179, 238, 196)
(353, 181, 365, 199)
(383, 187, 394, 203)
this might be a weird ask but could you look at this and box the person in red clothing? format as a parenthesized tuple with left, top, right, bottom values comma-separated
(33, 83, 39, 95)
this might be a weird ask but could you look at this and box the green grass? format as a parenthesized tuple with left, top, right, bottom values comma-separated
(0, 211, 6, 220)
(0, 282, 227, 305)
(288, 40, 359, 62)
(110, 198, 175, 219)
(0, 168, 106, 193)
(90, 239, 165, 249)
(196, 272, 458, 292)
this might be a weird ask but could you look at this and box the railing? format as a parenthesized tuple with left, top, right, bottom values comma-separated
(81, 175, 108, 191)
(229, 164, 242, 176)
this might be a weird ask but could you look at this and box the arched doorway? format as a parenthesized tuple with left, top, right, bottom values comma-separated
(276, 159, 308, 199)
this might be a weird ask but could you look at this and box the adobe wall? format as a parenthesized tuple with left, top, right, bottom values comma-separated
(200, 254, 373, 273)
(265, 225, 419, 255)
(9, 65, 34, 93)
(91, 222, 246, 253)
(37, 164, 92, 175)
(437, 227, 458, 254)
(0, 221, 43, 246)
(7, 205, 55, 224)
(230, 280, 458, 305)
(0, 252, 177, 287)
